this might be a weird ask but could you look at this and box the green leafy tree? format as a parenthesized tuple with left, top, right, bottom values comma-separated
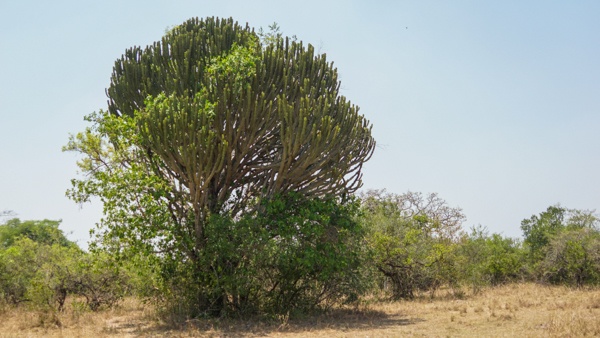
(521, 206, 599, 262)
(520, 205, 599, 285)
(521, 205, 567, 261)
(540, 227, 600, 286)
(361, 190, 465, 299)
(0, 219, 76, 249)
(457, 226, 526, 292)
(0, 238, 40, 305)
(67, 251, 131, 311)
(250, 193, 367, 313)
(0, 224, 129, 311)
(65, 17, 374, 316)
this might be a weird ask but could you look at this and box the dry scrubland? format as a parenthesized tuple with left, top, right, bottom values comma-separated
(1, 283, 599, 337)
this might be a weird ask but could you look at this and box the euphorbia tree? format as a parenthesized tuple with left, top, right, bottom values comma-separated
(66, 17, 374, 315)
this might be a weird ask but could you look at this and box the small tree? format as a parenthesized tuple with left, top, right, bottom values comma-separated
(361, 190, 465, 299)
(540, 228, 600, 286)
(521, 206, 567, 261)
(0, 238, 40, 305)
(457, 226, 526, 292)
(68, 251, 130, 311)
(0, 219, 77, 249)
(521, 206, 599, 263)
(0, 219, 80, 308)
(0, 231, 129, 311)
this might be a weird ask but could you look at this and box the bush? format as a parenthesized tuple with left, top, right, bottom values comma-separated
(0, 219, 77, 249)
(361, 190, 465, 299)
(0, 238, 40, 305)
(256, 194, 367, 311)
(68, 251, 131, 311)
(0, 236, 130, 311)
(540, 228, 600, 286)
(145, 193, 367, 319)
(521, 206, 599, 264)
(457, 226, 526, 292)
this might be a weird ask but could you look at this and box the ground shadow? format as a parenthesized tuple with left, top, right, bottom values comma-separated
(127, 307, 424, 337)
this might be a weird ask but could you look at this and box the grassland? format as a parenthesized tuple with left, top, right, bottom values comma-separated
(1, 283, 600, 337)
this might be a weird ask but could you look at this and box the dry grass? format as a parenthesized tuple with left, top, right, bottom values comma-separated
(2, 283, 600, 337)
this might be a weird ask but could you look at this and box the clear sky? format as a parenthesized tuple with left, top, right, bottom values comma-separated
(1, 1, 599, 247)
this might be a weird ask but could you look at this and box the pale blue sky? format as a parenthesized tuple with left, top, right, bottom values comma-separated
(1, 1, 599, 247)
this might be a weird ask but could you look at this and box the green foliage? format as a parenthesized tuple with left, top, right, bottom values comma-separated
(0, 219, 77, 249)
(519, 205, 600, 287)
(68, 251, 131, 311)
(0, 238, 40, 305)
(361, 190, 465, 299)
(457, 226, 526, 292)
(144, 193, 366, 318)
(0, 219, 80, 309)
(539, 228, 600, 286)
(65, 17, 374, 317)
(521, 206, 599, 264)
(25, 242, 81, 311)
(521, 205, 567, 261)
(0, 237, 81, 309)
(253, 193, 367, 312)
(0, 233, 129, 311)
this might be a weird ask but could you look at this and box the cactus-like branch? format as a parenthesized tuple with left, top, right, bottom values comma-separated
(106, 17, 375, 246)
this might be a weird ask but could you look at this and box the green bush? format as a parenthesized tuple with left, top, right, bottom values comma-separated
(520, 205, 600, 287)
(521, 206, 568, 262)
(539, 228, 600, 286)
(521, 206, 599, 264)
(144, 193, 367, 319)
(0, 237, 40, 305)
(361, 190, 465, 299)
(0, 219, 77, 249)
(68, 251, 131, 311)
(0, 235, 130, 311)
(457, 226, 526, 292)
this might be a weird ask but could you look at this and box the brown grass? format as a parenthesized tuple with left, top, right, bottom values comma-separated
(1, 283, 600, 337)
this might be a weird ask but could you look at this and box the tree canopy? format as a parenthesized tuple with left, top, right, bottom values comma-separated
(0, 219, 76, 249)
(107, 17, 374, 213)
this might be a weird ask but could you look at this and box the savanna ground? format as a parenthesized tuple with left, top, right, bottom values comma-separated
(2, 283, 599, 337)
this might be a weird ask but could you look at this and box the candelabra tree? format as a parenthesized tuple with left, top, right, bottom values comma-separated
(66, 17, 375, 316)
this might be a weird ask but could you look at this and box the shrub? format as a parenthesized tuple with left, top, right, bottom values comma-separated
(0, 219, 77, 249)
(457, 226, 526, 292)
(521, 206, 599, 264)
(360, 190, 465, 299)
(0, 236, 129, 311)
(540, 228, 600, 286)
(145, 193, 367, 319)
(0, 238, 40, 305)
(68, 251, 131, 311)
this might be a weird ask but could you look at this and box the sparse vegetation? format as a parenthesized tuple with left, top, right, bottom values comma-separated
(1, 283, 599, 337)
